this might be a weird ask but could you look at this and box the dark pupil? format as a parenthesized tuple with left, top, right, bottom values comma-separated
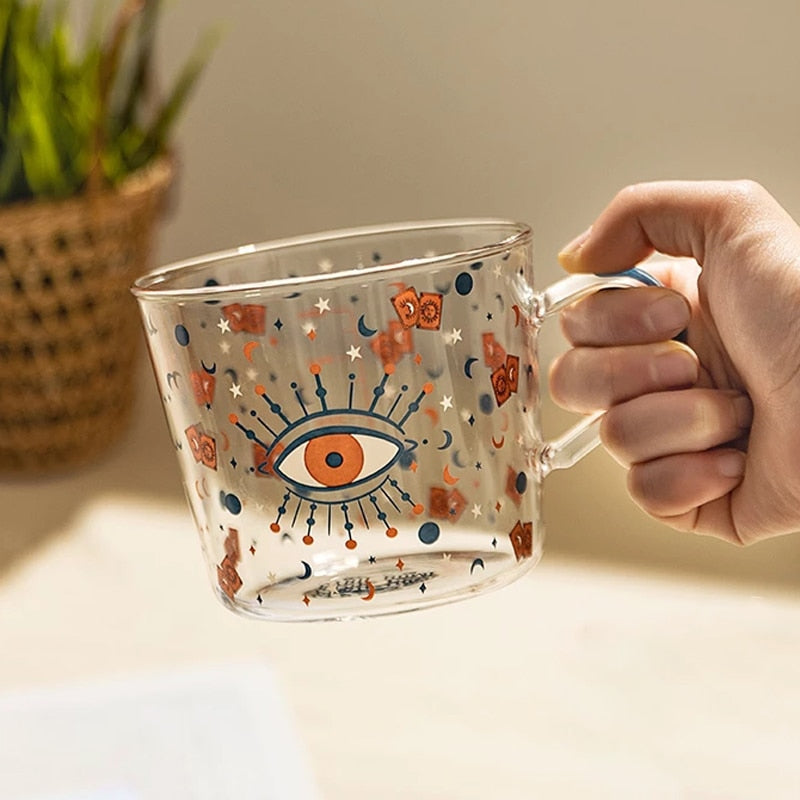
(325, 451, 344, 468)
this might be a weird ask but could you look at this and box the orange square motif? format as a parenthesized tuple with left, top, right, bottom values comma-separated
(190, 371, 215, 406)
(388, 320, 414, 354)
(417, 292, 443, 330)
(222, 303, 266, 334)
(391, 287, 420, 328)
(428, 486, 450, 519)
(482, 332, 507, 369)
(490, 364, 511, 406)
(505, 465, 524, 506)
(509, 520, 533, 561)
(217, 554, 243, 599)
(506, 354, 520, 393)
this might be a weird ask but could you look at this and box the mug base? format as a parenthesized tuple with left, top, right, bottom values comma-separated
(214, 548, 539, 622)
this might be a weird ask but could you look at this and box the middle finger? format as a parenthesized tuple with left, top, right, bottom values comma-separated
(549, 341, 698, 413)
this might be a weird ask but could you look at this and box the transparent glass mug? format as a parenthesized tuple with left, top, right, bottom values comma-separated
(133, 220, 656, 621)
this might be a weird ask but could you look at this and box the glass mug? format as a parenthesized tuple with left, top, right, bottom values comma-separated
(133, 220, 657, 621)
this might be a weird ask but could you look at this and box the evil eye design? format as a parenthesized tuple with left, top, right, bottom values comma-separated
(274, 425, 403, 494)
(258, 409, 411, 503)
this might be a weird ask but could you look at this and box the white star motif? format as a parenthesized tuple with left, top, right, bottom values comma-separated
(471, 503, 482, 519)
(446, 328, 462, 345)
(318, 258, 334, 273)
(219, 340, 231, 354)
(229, 383, 243, 398)
(439, 395, 453, 411)
(246, 368, 258, 382)
(266, 571, 277, 584)
(346, 344, 362, 361)
(314, 297, 331, 314)
(493, 263, 503, 277)
(217, 318, 231, 333)
(441, 553, 452, 562)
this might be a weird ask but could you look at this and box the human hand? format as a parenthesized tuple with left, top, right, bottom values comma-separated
(550, 180, 800, 544)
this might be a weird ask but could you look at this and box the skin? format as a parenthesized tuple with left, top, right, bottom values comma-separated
(549, 180, 800, 544)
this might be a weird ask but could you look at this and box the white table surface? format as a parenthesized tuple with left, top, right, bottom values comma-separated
(1, 493, 799, 799)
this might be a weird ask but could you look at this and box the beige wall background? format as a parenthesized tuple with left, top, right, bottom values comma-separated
(149, 0, 800, 588)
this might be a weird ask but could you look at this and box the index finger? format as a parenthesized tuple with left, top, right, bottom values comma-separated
(557, 180, 780, 274)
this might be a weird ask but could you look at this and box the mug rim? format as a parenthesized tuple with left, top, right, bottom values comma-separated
(132, 218, 532, 303)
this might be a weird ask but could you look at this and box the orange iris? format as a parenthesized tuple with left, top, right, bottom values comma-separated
(304, 433, 365, 487)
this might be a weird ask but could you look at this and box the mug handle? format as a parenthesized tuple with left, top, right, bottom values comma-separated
(534, 267, 664, 477)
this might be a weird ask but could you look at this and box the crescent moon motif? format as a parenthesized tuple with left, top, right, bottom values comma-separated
(464, 357, 478, 379)
(166, 371, 180, 390)
(512, 304, 521, 327)
(470, 558, 485, 574)
(220, 431, 230, 452)
(243, 341, 259, 362)
(224, 368, 238, 383)
(491, 435, 505, 449)
(201, 360, 217, 375)
(357, 314, 378, 338)
(299, 560, 312, 580)
(362, 579, 376, 601)
(443, 465, 459, 485)
(437, 429, 454, 451)
(424, 408, 439, 426)
(425, 365, 445, 379)
(452, 449, 468, 469)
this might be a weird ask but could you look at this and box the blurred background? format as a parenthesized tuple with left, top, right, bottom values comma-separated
(4, 3, 800, 797)
(5, 0, 800, 585)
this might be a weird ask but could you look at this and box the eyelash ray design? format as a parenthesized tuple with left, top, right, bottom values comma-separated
(229, 362, 431, 549)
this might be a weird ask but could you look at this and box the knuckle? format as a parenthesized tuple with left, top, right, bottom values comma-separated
(626, 463, 671, 516)
(599, 406, 634, 464)
(547, 353, 571, 407)
(558, 304, 583, 344)
(714, 180, 769, 221)
(616, 182, 648, 204)
(549, 350, 589, 410)
(600, 352, 629, 406)
(727, 178, 767, 204)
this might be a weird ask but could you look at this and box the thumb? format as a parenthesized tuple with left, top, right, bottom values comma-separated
(557, 180, 766, 274)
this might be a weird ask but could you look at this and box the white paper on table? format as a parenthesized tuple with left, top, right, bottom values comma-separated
(0, 662, 322, 800)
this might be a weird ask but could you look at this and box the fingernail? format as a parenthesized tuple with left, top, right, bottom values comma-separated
(557, 227, 592, 271)
(731, 393, 754, 429)
(717, 450, 746, 479)
(643, 293, 690, 337)
(653, 345, 697, 387)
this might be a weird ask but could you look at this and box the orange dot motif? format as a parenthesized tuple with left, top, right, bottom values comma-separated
(304, 432, 365, 487)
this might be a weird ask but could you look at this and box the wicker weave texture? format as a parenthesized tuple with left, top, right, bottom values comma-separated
(0, 159, 172, 472)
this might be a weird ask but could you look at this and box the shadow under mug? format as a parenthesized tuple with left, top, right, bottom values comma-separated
(132, 220, 656, 621)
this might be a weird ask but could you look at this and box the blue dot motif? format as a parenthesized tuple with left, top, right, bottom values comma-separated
(418, 521, 440, 545)
(455, 272, 474, 295)
(174, 324, 190, 346)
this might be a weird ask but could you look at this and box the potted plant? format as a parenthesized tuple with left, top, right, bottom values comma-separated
(0, 0, 216, 472)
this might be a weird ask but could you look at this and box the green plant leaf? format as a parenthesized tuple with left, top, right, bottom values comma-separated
(127, 23, 221, 172)
(0, 0, 216, 203)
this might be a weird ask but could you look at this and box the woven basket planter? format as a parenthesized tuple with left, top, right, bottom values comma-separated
(0, 158, 173, 473)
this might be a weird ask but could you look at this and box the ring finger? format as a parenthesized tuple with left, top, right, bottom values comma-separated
(600, 388, 753, 467)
